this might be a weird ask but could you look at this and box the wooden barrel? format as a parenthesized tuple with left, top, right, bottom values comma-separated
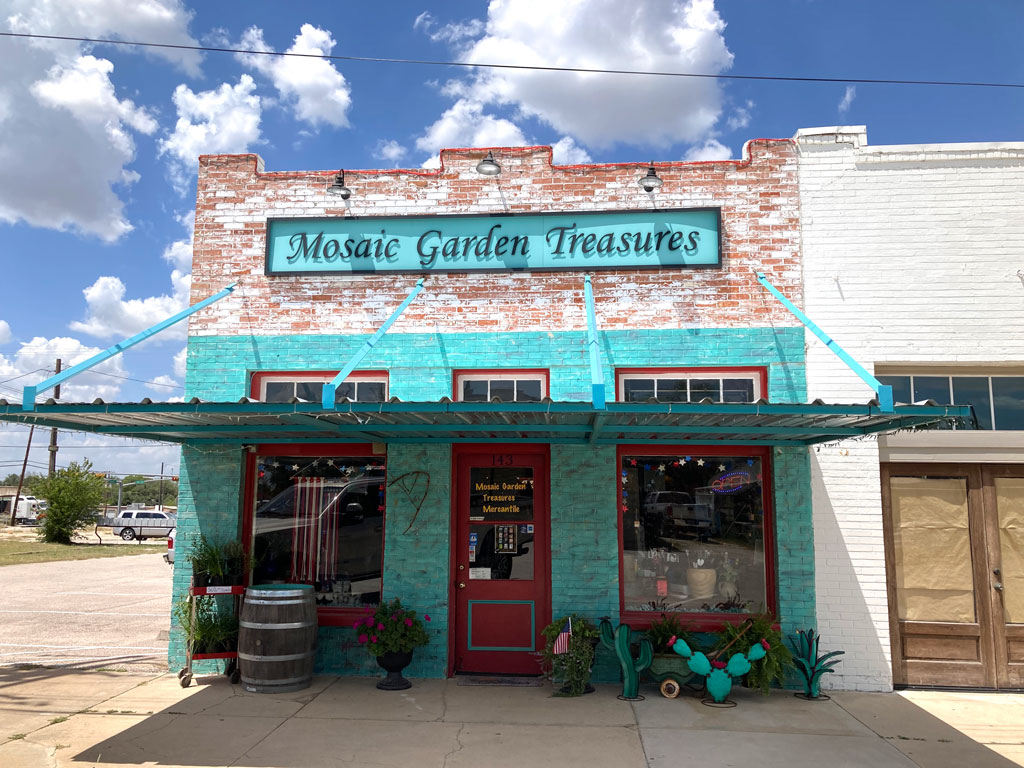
(238, 585, 317, 693)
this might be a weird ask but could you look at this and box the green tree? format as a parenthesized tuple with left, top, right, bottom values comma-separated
(33, 460, 106, 544)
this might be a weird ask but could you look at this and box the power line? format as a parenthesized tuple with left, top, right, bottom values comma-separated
(83, 370, 183, 389)
(2, 31, 1023, 90)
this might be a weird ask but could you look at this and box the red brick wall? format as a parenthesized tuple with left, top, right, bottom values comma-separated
(189, 141, 800, 336)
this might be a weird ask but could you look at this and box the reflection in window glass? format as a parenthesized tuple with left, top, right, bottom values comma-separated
(252, 455, 386, 608)
(878, 376, 912, 405)
(952, 377, 993, 430)
(491, 379, 515, 402)
(621, 455, 766, 614)
(689, 379, 720, 402)
(463, 380, 488, 402)
(357, 381, 387, 402)
(517, 380, 542, 402)
(264, 382, 293, 403)
(723, 379, 755, 403)
(658, 379, 688, 402)
(295, 381, 324, 402)
(624, 379, 656, 402)
(913, 376, 951, 404)
(459, 377, 545, 402)
(993, 378, 1024, 430)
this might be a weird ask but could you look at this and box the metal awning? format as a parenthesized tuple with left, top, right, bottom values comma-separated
(0, 399, 973, 447)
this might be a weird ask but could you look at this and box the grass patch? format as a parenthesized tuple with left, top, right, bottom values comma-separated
(48, 716, 69, 725)
(9, 734, 25, 740)
(0, 539, 163, 567)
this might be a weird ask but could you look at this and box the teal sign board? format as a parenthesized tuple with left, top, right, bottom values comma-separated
(265, 209, 720, 275)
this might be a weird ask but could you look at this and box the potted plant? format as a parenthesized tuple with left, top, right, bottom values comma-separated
(715, 612, 793, 695)
(684, 548, 717, 599)
(221, 540, 245, 586)
(174, 596, 238, 654)
(354, 598, 430, 690)
(186, 534, 224, 588)
(645, 613, 695, 695)
(718, 554, 740, 601)
(539, 614, 599, 696)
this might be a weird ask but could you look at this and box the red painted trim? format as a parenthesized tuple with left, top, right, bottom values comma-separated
(242, 442, 386, 627)
(614, 444, 778, 630)
(614, 366, 769, 402)
(451, 369, 550, 401)
(249, 370, 389, 399)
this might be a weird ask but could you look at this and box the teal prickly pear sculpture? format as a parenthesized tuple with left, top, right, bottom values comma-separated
(669, 635, 769, 704)
(789, 629, 844, 699)
(599, 619, 653, 700)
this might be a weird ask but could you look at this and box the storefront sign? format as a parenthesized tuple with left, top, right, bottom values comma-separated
(265, 209, 720, 275)
(468, 467, 534, 521)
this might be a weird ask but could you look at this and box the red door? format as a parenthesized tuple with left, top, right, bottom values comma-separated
(452, 446, 550, 675)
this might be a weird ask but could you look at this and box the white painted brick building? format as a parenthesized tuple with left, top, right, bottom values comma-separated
(796, 126, 1024, 691)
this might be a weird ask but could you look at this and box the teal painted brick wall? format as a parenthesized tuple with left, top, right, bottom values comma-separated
(773, 446, 815, 647)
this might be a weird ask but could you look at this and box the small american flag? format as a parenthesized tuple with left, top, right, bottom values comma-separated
(552, 618, 572, 654)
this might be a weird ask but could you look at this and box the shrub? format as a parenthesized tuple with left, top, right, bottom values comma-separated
(33, 460, 104, 544)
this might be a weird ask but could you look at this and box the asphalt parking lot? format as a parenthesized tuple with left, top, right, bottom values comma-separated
(0, 551, 171, 672)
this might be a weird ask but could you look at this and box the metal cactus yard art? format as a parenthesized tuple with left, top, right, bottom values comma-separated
(599, 619, 652, 700)
(667, 634, 768, 706)
(789, 629, 844, 700)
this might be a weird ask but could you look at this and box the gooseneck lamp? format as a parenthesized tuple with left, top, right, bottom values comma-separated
(639, 163, 663, 192)
(475, 151, 501, 177)
(328, 170, 352, 199)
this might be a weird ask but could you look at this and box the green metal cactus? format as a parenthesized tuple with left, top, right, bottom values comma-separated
(789, 629, 844, 699)
(599, 619, 653, 700)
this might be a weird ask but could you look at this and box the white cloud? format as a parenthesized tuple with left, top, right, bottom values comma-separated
(726, 99, 753, 131)
(551, 136, 592, 164)
(147, 374, 183, 402)
(162, 211, 195, 271)
(373, 139, 409, 166)
(159, 75, 262, 193)
(0, 321, 11, 345)
(0, 1, 198, 241)
(69, 271, 190, 341)
(838, 85, 856, 114)
(416, 98, 527, 165)
(0, 336, 127, 404)
(684, 138, 732, 161)
(173, 347, 187, 379)
(238, 24, 351, 128)
(420, 0, 734, 153)
(414, 11, 485, 45)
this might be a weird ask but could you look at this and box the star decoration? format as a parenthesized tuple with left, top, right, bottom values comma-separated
(697, 459, 705, 466)
(718, 464, 726, 471)
(747, 459, 754, 466)
(326, 459, 335, 467)
(658, 464, 666, 471)
(271, 461, 280, 468)
(364, 464, 374, 471)
(312, 459, 320, 466)
(684, 456, 692, 462)
(290, 464, 300, 471)
(629, 459, 637, 466)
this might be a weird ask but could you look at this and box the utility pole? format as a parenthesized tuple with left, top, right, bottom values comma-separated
(47, 358, 61, 476)
(159, 461, 164, 510)
(9, 425, 35, 526)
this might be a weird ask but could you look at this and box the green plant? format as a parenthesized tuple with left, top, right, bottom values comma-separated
(599, 619, 652, 700)
(33, 460, 105, 544)
(186, 535, 225, 583)
(174, 595, 238, 653)
(645, 613, 695, 654)
(715, 612, 793, 695)
(220, 539, 245, 583)
(539, 614, 599, 697)
(353, 598, 429, 657)
(790, 629, 844, 699)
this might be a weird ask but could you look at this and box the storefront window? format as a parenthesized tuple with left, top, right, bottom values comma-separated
(620, 453, 767, 615)
(617, 369, 762, 403)
(252, 455, 386, 609)
(455, 371, 547, 402)
(253, 372, 388, 403)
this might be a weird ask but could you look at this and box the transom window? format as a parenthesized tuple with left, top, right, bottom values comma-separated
(878, 374, 1024, 430)
(252, 372, 388, 403)
(616, 369, 763, 404)
(455, 370, 548, 403)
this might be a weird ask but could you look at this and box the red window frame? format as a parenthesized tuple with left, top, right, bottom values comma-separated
(615, 444, 777, 632)
(241, 442, 387, 628)
(615, 366, 768, 403)
(250, 370, 389, 401)
(452, 368, 551, 401)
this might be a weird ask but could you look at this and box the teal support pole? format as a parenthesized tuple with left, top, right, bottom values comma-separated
(583, 274, 606, 410)
(755, 271, 894, 412)
(322, 279, 425, 408)
(21, 282, 237, 411)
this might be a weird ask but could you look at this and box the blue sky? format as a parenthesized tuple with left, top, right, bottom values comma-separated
(0, 0, 1021, 475)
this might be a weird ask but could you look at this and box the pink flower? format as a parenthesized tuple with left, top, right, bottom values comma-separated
(668, 635, 677, 648)
(711, 660, 726, 669)
(405, 618, 413, 627)
(370, 634, 378, 643)
(377, 623, 385, 631)
(357, 633, 368, 643)
(424, 615, 431, 622)
(760, 639, 770, 651)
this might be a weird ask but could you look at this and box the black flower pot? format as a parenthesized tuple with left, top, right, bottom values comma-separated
(375, 650, 413, 690)
(192, 569, 209, 589)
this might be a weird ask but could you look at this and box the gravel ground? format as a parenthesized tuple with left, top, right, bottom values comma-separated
(0, 552, 171, 672)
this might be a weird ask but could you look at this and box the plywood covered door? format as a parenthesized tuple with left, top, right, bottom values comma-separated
(982, 466, 1024, 688)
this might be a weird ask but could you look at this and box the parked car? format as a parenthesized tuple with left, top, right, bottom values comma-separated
(111, 510, 176, 541)
(642, 491, 717, 536)
(164, 528, 175, 564)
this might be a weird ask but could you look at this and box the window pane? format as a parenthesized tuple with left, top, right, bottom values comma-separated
(295, 381, 324, 402)
(516, 379, 541, 402)
(689, 379, 721, 403)
(656, 379, 687, 402)
(878, 375, 911, 405)
(490, 379, 515, 403)
(952, 377, 993, 430)
(993, 377, 1024, 430)
(723, 378, 755, 403)
(253, 455, 386, 608)
(264, 382, 293, 402)
(913, 376, 951, 404)
(356, 381, 386, 402)
(620, 455, 765, 614)
(623, 379, 655, 402)
(335, 382, 356, 401)
(462, 380, 488, 402)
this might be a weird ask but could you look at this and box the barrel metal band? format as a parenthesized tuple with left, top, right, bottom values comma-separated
(239, 620, 314, 630)
(241, 675, 313, 687)
(244, 599, 309, 606)
(238, 651, 316, 662)
(246, 589, 312, 598)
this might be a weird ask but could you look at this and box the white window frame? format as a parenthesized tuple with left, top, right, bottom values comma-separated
(454, 371, 549, 403)
(255, 372, 389, 403)
(616, 369, 763, 403)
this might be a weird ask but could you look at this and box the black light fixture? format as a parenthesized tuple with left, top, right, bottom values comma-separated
(328, 170, 352, 199)
(475, 151, 501, 177)
(638, 162, 663, 192)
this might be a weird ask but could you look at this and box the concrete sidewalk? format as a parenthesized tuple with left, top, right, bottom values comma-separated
(0, 667, 1021, 768)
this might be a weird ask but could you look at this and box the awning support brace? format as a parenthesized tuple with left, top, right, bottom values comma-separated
(21, 282, 237, 412)
(583, 274, 606, 410)
(755, 272, 894, 412)
(322, 279, 425, 409)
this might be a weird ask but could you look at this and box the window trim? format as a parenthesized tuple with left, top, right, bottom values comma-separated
(250, 370, 389, 403)
(877, 372, 1024, 430)
(615, 443, 777, 632)
(452, 368, 550, 402)
(241, 442, 387, 628)
(615, 367, 767, 404)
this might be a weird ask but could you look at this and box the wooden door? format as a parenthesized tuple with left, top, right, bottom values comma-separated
(881, 464, 997, 687)
(452, 446, 549, 675)
(982, 466, 1024, 689)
